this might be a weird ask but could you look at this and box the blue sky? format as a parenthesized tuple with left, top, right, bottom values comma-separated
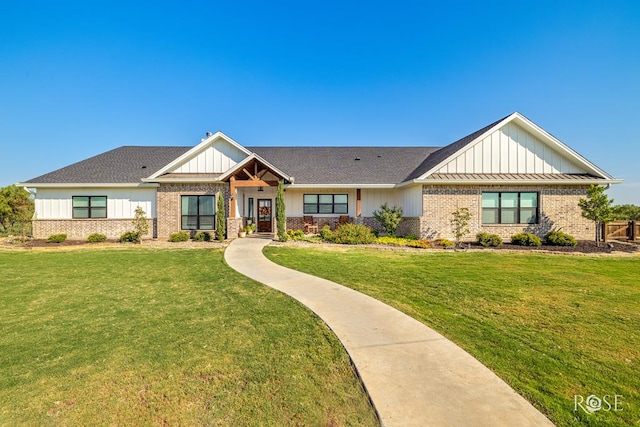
(1, 1, 638, 203)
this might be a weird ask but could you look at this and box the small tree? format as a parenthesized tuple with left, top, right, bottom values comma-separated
(373, 203, 403, 236)
(579, 184, 613, 247)
(450, 207, 472, 247)
(131, 206, 149, 243)
(0, 185, 34, 238)
(216, 191, 226, 241)
(276, 180, 288, 242)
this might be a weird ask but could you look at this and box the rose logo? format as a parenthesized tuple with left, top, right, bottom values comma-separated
(585, 395, 602, 412)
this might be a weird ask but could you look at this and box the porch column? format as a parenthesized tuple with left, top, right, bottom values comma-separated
(356, 188, 362, 217)
(229, 177, 236, 217)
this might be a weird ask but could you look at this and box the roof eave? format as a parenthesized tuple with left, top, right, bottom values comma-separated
(416, 178, 623, 185)
(16, 182, 160, 188)
(287, 183, 396, 189)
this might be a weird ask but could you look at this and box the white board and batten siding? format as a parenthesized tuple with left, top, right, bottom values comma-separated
(35, 188, 157, 219)
(173, 141, 247, 174)
(437, 122, 587, 175)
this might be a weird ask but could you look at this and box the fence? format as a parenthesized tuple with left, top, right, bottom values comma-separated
(604, 221, 638, 241)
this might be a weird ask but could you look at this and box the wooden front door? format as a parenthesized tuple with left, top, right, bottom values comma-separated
(257, 199, 272, 232)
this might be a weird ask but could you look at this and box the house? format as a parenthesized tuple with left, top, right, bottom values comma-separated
(19, 112, 620, 241)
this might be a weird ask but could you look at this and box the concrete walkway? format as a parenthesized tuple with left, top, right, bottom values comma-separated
(224, 236, 553, 427)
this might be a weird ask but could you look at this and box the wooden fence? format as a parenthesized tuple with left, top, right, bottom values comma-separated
(604, 221, 638, 241)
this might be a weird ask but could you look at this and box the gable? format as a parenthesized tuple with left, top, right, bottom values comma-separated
(434, 122, 587, 175)
(148, 132, 251, 178)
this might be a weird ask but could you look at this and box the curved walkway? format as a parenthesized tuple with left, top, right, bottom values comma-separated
(224, 236, 552, 427)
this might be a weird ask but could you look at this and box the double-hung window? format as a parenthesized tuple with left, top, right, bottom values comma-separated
(482, 192, 538, 224)
(181, 195, 215, 230)
(303, 194, 348, 214)
(72, 196, 107, 218)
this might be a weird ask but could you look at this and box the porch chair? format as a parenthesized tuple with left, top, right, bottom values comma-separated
(334, 215, 350, 229)
(303, 216, 319, 234)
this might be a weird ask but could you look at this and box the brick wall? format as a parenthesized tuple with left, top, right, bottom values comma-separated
(421, 184, 593, 241)
(157, 183, 229, 239)
(32, 218, 156, 239)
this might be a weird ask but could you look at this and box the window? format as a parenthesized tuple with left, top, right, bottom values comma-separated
(303, 194, 348, 214)
(72, 196, 107, 218)
(248, 198, 254, 220)
(482, 192, 538, 224)
(181, 195, 215, 230)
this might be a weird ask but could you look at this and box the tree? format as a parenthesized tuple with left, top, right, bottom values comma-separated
(578, 184, 613, 246)
(131, 206, 149, 243)
(450, 207, 472, 247)
(276, 180, 287, 242)
(216, 191, 226, 241)
(0, 185, 34, 238)
(612, 204, 640, 221)
(373, 203, 403, 236)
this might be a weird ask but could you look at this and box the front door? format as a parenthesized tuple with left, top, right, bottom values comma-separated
(257, 199, 272, 232)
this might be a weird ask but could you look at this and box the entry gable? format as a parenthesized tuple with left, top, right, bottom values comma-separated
(417, 112, 617, 181)
(147, 131, 251, 179)
(219, 154, 293, 185)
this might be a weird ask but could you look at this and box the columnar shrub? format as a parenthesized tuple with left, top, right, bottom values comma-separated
(86, 233, 107, 243)
(510, 232, 542, 247)
(47, 233, 67, 243)
(476, 232, 503, 247)
(169, 231, 190, 242)
(544, 230, 577, 246)
(216, 191, 226, 241)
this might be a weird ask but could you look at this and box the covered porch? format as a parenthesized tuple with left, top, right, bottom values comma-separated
(219, 154, 292, 237)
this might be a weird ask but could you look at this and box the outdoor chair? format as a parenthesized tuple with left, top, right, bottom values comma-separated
(303, 216, 319, 234)
(334, 215, 350, 228)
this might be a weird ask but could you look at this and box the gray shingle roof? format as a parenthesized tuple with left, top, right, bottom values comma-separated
(247, 146, 440, 185)
(25, 146, 191, 184)
(23, 115, 515, 185)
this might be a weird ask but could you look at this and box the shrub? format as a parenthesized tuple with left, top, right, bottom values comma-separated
(319, 225, 334, 241)
(120, 231, 141, 243)
(434, 238, 455, 248)
(193, 231, 212, 242)
(375, 236, 410, 246)
(131, 206, 149, 242)
(373, 203, 403, 235)
(169, 231, 190, 242)
(544, 230, 577, 246)
(406, 239, 433, 249)
(510, 232, 542, 247)
(287, 229, 306, 240)
(47, 233, 67, 243)
(86, 233, 107, 243)
(476, 232, 503, 247)
(321, 223, 375, 245)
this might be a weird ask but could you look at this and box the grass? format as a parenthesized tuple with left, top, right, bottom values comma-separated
(0, 248, 377, 426)
(264, 247, 640, 426)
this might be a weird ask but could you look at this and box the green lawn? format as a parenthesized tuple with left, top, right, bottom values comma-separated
(0, 248, 377, 426)
(264, 246, 640, 426)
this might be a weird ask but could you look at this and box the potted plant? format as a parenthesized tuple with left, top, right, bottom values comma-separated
(246, 224, 256, 235)
(239, 227, 247, 238)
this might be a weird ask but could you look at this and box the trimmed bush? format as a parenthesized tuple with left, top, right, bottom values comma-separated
(544, 230, 577, 246)
(321, 223, 375, 245)
(476, 232, 503, 248)
(169, 231, 190, 242)
(86, 233, 107, 243)
(120, 231, 141, 243)
(510, 232, 542, 247)
(434, 238, 455, 248)
(193, 231, 212, 242)
(47, 233, 67, 243)
(406, 239, 433, 249)
(287, 229, 306, 240)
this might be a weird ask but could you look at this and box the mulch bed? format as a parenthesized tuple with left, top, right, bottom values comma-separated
(2, 238, 638, 254)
